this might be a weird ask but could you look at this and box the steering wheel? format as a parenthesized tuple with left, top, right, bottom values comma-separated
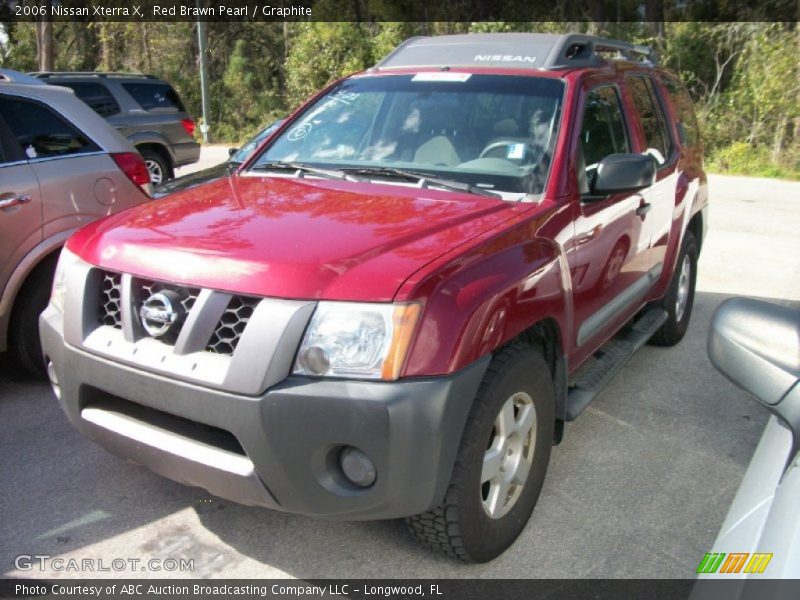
(479, 140, 538, 164)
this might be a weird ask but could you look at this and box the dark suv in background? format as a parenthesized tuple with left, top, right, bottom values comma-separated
(32, 72, 200, 184)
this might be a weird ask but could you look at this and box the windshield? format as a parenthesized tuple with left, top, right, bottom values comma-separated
(231, 119, 285, 164)
(250, 74, 564, 195)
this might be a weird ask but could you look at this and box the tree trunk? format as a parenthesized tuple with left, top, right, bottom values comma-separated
(35, 18, 53, 71)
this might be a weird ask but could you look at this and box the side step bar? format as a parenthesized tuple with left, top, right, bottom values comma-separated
(565, 308, 668, 421)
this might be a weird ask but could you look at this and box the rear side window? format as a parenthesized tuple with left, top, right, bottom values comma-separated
(661, 77, 700, 146)
(58, 82, 120, 117)
(627, 75, 673, 166)
(0, 96, 100, 160)
(122, 83, 185, 112)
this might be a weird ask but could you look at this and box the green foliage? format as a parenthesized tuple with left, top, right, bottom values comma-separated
(1, 20, 796, 179)
(708, 142, 800, 180)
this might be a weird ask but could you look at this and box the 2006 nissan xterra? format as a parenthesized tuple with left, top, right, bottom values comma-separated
(41, 33, 708, 562)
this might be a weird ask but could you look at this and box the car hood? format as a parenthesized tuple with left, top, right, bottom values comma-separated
(68, 176, 522, 301)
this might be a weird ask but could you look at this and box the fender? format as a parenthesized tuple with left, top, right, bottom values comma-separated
(400, 213, 573, 378)
(648, 168, 707, 301)
(125, 131, 175, 162)
(0, 229, 76, 351)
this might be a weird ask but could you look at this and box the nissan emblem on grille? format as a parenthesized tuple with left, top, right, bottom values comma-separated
(139, 291, 184, 337)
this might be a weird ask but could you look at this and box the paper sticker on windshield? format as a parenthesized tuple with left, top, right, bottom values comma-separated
(412, 72, 471, 82)
(287, 123, 312, 141)
(507, 143, 525, 159)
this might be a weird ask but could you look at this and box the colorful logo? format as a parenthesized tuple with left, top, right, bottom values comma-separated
(696, 552, 773, 574)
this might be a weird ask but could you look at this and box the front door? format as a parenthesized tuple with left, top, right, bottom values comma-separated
(570, 81, 658, 364)
(0, 107, 43, 308)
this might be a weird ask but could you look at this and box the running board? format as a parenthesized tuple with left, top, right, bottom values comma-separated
(565, 308, 668, 421)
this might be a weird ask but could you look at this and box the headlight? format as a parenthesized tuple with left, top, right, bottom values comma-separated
(50, 247, 82, 313)
(294, 302, 421, 380)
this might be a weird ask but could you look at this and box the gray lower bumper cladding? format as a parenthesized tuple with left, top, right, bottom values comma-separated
(41, 305, 489, 520)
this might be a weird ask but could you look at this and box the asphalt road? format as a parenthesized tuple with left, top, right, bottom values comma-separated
(1, 168, 798, 579)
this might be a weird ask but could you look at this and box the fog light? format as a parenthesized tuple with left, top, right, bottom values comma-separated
(339, 446, 376, 487)
(46, 359, 61, 400)
(298, 346, 330, 375)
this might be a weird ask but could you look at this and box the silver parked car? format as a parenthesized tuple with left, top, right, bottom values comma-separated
(693, 297, 799, 592)
(0, 69, 152, 374)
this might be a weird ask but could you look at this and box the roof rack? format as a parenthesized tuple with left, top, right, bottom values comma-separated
(29, 71, 158, 80)
(0, 68, 47, 85)
(374, 33, 655, 72)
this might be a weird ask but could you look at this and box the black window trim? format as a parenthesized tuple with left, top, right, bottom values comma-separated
(575, 80, 632, 198)
(625, 73, 678, 171)
(0, 91, 108, 162)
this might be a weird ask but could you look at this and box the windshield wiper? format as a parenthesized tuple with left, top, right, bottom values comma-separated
(250, 161, 355, 181)
(341, 166, 500, 199)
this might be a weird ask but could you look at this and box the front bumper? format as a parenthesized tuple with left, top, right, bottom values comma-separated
(41, 306, 488, 520)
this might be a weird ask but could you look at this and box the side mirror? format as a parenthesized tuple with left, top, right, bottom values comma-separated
(708, 297, 800, 440)
(228, 147, 239, 157)
(590, 153, 656, 196)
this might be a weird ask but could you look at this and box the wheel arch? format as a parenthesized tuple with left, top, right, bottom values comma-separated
(503, 317, 567, 443)
(135, 142, 173, 170)
(0, 231, 74, 352)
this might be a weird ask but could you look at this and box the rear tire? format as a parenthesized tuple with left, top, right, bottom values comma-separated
(9, 257, 57, 378)
(406, 344, 555, 562)
(140, 148, 172, 185)
(650, 231, 698, 346)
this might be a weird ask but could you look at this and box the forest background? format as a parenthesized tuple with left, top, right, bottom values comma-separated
(1, 8, 797, 178)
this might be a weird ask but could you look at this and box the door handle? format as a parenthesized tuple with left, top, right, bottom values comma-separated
(635, 202, 651, 217)
(0, 194, 32, 209)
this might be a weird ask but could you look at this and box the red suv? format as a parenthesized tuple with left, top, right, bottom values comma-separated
(41, 34, 707, 562)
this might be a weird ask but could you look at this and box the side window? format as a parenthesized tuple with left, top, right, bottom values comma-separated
(577, 85, 629, 193)
(59, 82, 121, 118)
(122, 83, 186, 112)
(0, 96, 100, 160)
(661, 77, 700, 146)
(627, 76, 673, 166)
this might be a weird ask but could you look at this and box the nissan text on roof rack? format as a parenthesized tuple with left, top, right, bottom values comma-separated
(40, 33, 708, 562)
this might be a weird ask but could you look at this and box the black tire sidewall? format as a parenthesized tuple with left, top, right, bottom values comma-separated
(10, 261, 55, 377)
(657, 232, 698, 344)
(454, 348, 555, 562)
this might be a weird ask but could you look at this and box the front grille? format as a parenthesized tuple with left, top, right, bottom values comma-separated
(96, 270, 259, 356)
(206, 296, 259, 355)
(136, 279, 200, 313)
(99, 272, 123, 328)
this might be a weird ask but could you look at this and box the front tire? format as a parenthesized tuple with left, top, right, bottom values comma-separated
(9, 257, 57, 377)
(406, 344, 555, 562)
(650, 231, 698, 346)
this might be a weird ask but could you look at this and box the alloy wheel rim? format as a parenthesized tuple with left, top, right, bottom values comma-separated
(145, 160, 163, 185)
(675, 254, 691, 322)
(481, 391, 537, 519)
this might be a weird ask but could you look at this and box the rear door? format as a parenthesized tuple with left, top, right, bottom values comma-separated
(0, 104, 43, 300)
(623, 74, 679, 271)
